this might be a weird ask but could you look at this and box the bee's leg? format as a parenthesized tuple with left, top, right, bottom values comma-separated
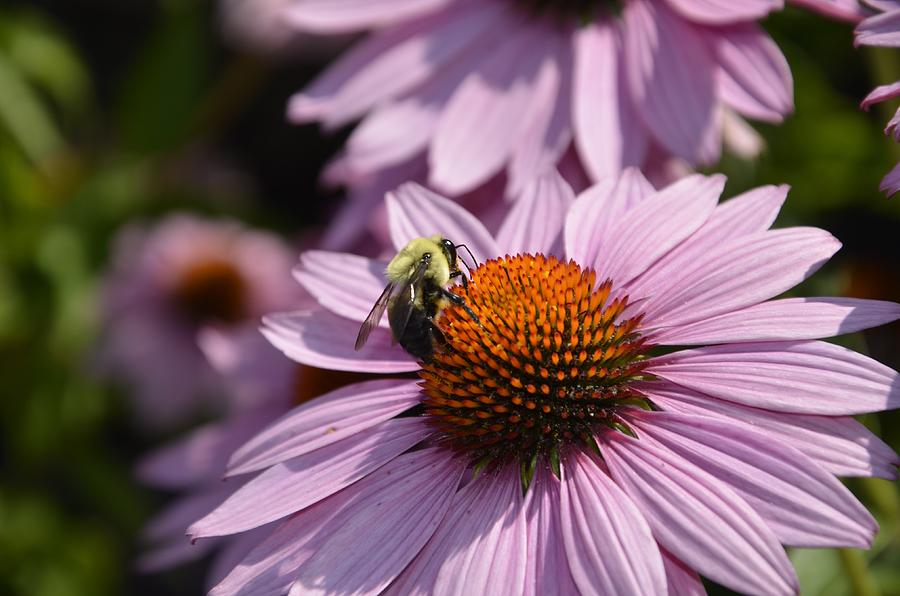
(440, 288, 481, 326)
(441, 287, 466, 304)
(450, 269, 469, 290)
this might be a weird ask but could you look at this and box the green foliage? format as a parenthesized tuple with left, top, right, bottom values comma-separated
(116, 3, 213, 155)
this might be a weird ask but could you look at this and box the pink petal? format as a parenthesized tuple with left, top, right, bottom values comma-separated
(262, 310, 419, 373)
(712, 24, 793, 123)
(227, 379, 421, 476)
(661, 549, 705, 596)
(722, 109, 765, 158)
(206, 524, 277, 593)
(627, 183, 787, 311)
(864, 1, 900, 12)
(522, 466, 578, 596)
(136, 409, 279, 489)
(662, 0, 782, 24)
(295, 251, 388, 326)
(138, 536, 217, 573)
(881, 161, 900, 196)
(189, 417, 431, 539)
(210, 448, 463, 596)
(336, 14, 513, 178)
(507, 36, 573, 198)
(573, 22, 648, 181)
(861, 81, 900, 110)
(386, 182, 498, 261)
(623, 0, 720, 164)
(599, 430, 798, 595)
(592, 174, 723, 287)
(339, 101, 439, 177)
(289, 449, 465, 595)
(560, 450, 666, 595)
(790, 0, 867, 22)
(856, 9, 900, 47)
(637, 227, 841, 329)
(640, 380, 900, 480)
(287, 2, 505, 127)
(143, 484, 237, 544)
(496, 170, 575, 256)
(283, 0, 452, 34)
(388, 466, 527, 596)
(429, 24, 564, 194)
(627, 410, 878, 548)
(886, 105, 900, 141)
(651, 297, 900, 345)
(287, 19, 427, 126)
(564, 169, 655, 267)
(210, 482, 351, 595)
(647, 340, 900, 415)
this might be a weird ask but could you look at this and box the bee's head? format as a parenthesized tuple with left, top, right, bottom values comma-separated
(440, 237, 459, 273)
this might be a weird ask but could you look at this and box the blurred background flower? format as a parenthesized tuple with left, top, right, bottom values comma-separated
(134, 324, 374, 589)
(285, 0, 795, 242)
(0, 0, 899, 595)
(98, 214, 301, 429)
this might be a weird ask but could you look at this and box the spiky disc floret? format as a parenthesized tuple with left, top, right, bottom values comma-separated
(420, 253, 649, 467)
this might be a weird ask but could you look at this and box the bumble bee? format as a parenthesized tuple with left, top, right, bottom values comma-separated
(355, 235, 475, 360)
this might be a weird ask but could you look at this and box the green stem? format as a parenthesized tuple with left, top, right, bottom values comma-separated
(838, 549, 879, 596)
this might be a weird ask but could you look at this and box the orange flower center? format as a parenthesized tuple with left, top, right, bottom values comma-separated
(172, 260, 248, 324)
(420, 254, 648, 467)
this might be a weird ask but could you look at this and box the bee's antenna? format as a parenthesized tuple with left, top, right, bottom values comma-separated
(454, 243, 478, 273)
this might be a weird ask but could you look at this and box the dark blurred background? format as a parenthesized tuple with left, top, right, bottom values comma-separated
(0, 1, 898, 595)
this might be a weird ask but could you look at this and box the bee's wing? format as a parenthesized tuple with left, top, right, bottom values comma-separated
(388, 259, 429, 346)
(355, 282, 396, 350)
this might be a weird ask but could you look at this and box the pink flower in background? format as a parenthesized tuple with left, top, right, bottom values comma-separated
(856, 0, 900, 195)
(285, 0, 793, 200)
(136, 328, 296, 578)
(190, 170, 899, 595)
(100, 214, 300, 429)
(136, 325, 375, 585)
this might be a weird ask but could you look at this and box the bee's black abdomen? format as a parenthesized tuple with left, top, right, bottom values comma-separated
(389, 306, 435, 360)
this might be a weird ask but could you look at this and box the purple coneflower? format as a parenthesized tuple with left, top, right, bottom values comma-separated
(856, 0, 900, 195)
(285, 0, 793, 199)
(191, 170, 899, 594)
(100, 214, 300, 429)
